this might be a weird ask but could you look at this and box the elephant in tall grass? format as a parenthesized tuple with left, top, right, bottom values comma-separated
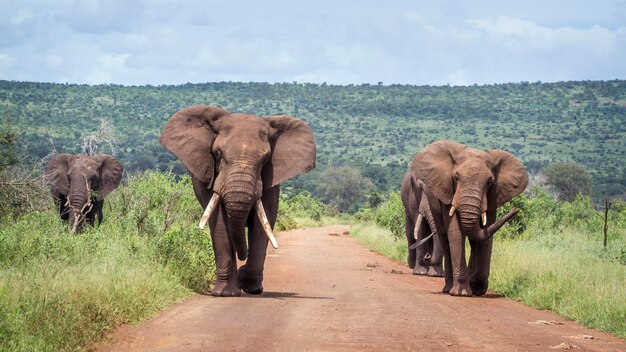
(160, 105, 316, 296)
(401, 172, 443, 277)
(412, 140, 528, 296)
(44, 154, 123, 233)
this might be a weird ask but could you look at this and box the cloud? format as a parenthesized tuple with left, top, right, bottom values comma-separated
(0, 1, 624, 85)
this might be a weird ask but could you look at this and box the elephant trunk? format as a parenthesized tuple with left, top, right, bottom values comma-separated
(222, 169, 257, 261)
(468, 208, 519, 242)
(457, 193, 483, 235)
(68, 176, 91, 233)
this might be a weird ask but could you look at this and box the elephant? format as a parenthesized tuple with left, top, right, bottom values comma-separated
(44, 154, 123, 233)
(400, 172, 443, 277)
(159, 105, 316, 297)
(411, 140, 528, 297)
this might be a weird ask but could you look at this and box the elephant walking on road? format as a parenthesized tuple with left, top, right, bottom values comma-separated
(44, 154, 123, 233)
(401, 172, 443, 277)
(411, 140, 528, 296)
(160, 105, 316, 297)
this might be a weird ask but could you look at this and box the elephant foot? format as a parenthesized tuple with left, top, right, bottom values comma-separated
(442, 281, 453, 293)
(412, 263, 429, 275)
(426, 265, 444, 277)
(238, 266, 264, 295)
(470, 278, 489, 296)
(449, 282, 473, 297)
(211, 279, 242, 297)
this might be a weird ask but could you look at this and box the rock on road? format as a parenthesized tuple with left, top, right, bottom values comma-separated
(100, 225, 626, 351)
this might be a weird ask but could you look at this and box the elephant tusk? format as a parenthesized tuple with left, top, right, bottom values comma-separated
(482, 212, 487, 226)
(199, 193, 220, 230)
(256, 199, 278, 249)
(448, 205, 456, 217)
(413, 213, 423, 239)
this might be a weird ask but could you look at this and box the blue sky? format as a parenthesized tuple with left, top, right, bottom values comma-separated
(1, 0, 625, 86)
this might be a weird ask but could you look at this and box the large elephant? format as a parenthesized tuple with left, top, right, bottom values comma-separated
(400, 172, 443, 277)
(160, 105, 316, 297)
(412, 140, 528, 296)
(44, 154, 123, 233)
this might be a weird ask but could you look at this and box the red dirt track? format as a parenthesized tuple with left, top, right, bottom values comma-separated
(100, 225, 626, 351)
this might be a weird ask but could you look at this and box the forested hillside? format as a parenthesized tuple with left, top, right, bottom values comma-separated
(1, 79, 625, 199)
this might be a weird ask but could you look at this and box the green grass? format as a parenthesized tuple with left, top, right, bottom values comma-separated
(350, 223, 407, 264)
(350, 222, 626, 339)
(0, 172, 216, 351)
(490, 228, 626, 338)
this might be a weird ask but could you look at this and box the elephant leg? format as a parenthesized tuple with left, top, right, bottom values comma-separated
(412, 220, 430, 275)
(439, 232, 454, 293)
(447, 218, 472, 297)
(426, 229, 444, 277)
(238, 186, 279, 295)
(94, 200, 104, 226)
(87, 199, 103, 227)
(405, 213, 417, 269)
(468, 237, 493, 296)
(208, 204, 241, 297)
(56, 192, 69, 221)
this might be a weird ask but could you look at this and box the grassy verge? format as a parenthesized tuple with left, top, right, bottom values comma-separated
(350, 223, 407, 263)
(490, 228, 626, 338)
(0, 172, 215, 351)
(350, 222, 626, 339)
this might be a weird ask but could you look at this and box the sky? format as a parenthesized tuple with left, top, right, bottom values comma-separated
(1, 0, 625, 86)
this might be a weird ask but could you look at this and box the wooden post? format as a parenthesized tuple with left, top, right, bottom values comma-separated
(603, 201, 611, 249)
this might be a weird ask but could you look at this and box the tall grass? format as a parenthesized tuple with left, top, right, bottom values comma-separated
(0, 172, 215, 351)
(356, 188, 626, 338)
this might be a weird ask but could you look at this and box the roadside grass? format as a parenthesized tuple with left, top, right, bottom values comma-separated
(350, 223, 407, 263)
(490, 227, 626, 339)
(0, 172, 214, 352)
(350, 222, 626, 339)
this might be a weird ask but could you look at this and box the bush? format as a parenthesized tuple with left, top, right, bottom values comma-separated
(373, 192, 404, 239)
(157, 226, 215, 293)
(281, 191, 324, 221)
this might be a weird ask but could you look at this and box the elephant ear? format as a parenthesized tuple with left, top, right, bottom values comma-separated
(262, 115, 316, 188)
(93, 155, 123, 198)
(159, 105, 230, 183)
(487, 149, 529, 207)
(413, 140, 466, 205)
(44, 154, 76, 195)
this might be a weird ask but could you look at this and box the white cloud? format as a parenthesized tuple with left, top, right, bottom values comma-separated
(0, 1, 624, 85)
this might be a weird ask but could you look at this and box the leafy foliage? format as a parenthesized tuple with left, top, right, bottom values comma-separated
(317, 166, 374, 213)
(543, 162, 592, 201)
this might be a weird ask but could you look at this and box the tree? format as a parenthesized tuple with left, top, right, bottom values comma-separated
(543, 162, 592, 202)
(0, 118, 48, 219)
(318, 166, 374, 213)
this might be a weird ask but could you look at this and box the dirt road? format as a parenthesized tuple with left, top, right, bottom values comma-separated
(100, 225, 626, 351)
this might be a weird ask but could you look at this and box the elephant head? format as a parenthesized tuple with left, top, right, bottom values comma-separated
(413, 140, 528, 240)
(45, 154, 123, 233)
(159, 105, 315, 261)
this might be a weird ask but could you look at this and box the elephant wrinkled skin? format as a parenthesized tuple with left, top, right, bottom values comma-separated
(412, 140, 528, 297)
(400, 172, 443, 277)
(44, 154, 123, 233)
(160, 105, 316, 297)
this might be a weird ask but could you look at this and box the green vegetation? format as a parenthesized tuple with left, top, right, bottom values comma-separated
(354, 187, 626, 338)
(543, 162, 593, 201)
(0, 172, 214, 351)
(2, 79, 626, 200)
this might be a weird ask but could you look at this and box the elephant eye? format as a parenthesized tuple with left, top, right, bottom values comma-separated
(215, 150, 222, 160)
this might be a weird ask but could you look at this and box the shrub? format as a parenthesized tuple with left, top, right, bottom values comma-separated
(373, 192, 404, 239)
(157, 226, 215, 293)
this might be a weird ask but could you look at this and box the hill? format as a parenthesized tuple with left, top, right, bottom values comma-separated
(1, 79, 625, 199)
